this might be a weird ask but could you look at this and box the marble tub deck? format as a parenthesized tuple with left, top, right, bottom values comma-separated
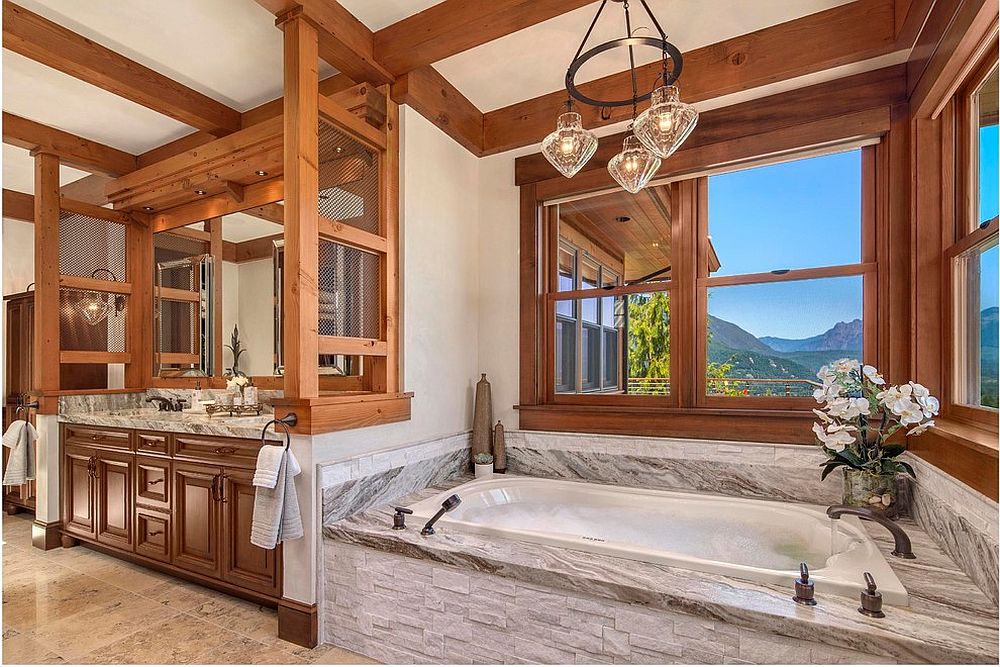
(324, 476, 999, 665)
(58, 409, 282, 441)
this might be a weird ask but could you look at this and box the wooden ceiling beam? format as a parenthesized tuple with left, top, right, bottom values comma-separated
(241, 202, 285, 225)
(391, 65, 485, 155)
(2, 188, 34, 222)
(373, 0, 595, 76)
(3, 112, 138, 177)
(254, 0, 392, 85)
(2, 1, 241, 135)
(483, 0, 897, 155)
(60, 174, 113, 204)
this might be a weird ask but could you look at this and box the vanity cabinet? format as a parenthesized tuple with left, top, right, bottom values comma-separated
(60, 424, 282, 603)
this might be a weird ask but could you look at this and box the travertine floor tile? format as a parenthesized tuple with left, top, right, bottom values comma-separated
(1, 626, 68, 664)
(82, 612, 240, 664)
(195, 636, 308, 664)
(188, 596, 280, 643)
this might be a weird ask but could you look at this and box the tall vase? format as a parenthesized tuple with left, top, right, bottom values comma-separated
(842, 469, 899, 520)
(493, 420, 507, 474)
(472, 374, 493, 464)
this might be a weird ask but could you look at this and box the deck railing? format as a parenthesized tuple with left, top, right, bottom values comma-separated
(626, 377, 822, 397)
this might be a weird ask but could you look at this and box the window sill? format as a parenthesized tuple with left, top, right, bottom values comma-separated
(916, 417, 999, 456)
(907, 417, 998, 500)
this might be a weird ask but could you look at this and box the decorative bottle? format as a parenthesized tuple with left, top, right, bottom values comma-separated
(472, 373, 493, 464)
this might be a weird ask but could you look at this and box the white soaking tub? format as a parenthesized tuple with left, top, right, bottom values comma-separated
(407, 476, 909, 604)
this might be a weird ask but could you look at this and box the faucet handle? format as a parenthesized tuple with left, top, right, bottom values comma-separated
(792, 562, 816, 606)
(858, 572, 885, 618)
(391, 507, 413, 530)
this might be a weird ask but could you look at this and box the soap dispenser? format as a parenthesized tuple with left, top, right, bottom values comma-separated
(192, 381, 202, 408)
(858, 572, 885, 618)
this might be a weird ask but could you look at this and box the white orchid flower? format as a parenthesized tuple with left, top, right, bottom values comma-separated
(831, 358, 860, 374)
(908, 420, 935, 436)
(896, 402, 925, 425)
(917, 394, 940, 417)
(812, 408, 832, 423)
(814, 422, 856, 451)
(862, 365, 885, 385)
(813, 383, 843, 404)
(816, 366, 836, 385)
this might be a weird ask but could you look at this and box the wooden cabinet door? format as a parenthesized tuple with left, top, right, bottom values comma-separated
(62, 444, 97, 539)
(95, 450, 133, 550)
(220, 468, 280, 596)
(135, 456, 170, 511)
(172, 461, 221, 577)
(135, 509, 171, 562)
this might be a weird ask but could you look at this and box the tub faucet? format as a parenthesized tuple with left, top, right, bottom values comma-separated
(146, 396, 186, 412)
(826, 505, 916, 559)
(421, 494, 462, 536)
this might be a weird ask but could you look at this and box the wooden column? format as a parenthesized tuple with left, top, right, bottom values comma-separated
(32, 151, 60, 411)
(281, 12, 320, 399)
(125, 220, 153, 388)
(206, 217, 224, 377)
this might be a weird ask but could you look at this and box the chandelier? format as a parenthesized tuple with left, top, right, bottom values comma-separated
(541, 0, 698, 192)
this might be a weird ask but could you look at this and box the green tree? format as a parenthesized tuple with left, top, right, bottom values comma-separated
(627, 293, 670, 394)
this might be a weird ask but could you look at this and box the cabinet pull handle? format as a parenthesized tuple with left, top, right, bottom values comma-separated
(211, 474, 221, 502)
(90, 434, 101, 441)
(146, 479, 163, 486)
(147, 529, 164, 536)
(214, 447, 237, 455)
(219, 474, 229, 503)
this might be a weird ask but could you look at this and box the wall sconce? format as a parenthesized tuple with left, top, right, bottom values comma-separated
(78, 269, 126, 326)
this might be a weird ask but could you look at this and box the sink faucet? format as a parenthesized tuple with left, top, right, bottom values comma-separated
(827, 505, 916, 559)
(146, 396, 187, 412)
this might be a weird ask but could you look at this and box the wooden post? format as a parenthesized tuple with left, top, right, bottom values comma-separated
(281, 12, 320, 399)
(32, 151, 60, 410)
(371, 91, 400, 394)
(206, 217, 224, 378)
(125, 220, 152, 388)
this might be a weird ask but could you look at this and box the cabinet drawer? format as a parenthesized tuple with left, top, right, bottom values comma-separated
(135, 510, 170, 562)
(135, 456, 170, 511)
(64, 425, 132, 451)
(173, 435, 262, 468)
(136, 431, 170, 456)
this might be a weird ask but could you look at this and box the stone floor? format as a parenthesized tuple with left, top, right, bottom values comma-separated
(1, 513, 376, 665)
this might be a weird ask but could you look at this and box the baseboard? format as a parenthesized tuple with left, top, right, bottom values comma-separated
(278, 598, 318, 648)
(31, 520, 61, 551)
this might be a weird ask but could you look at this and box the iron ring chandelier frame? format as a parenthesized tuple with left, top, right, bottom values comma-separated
(565, 36, 683, 109)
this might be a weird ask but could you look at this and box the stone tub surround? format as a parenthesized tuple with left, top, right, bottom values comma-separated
(319, 431, 471, 525)
(905, 453, 999, 605)
(504, 430, 846, 506)
(323, 479, 999, 665)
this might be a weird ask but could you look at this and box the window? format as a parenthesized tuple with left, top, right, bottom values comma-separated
(950, 60, 998, 415)
(704, 150, 870, 398)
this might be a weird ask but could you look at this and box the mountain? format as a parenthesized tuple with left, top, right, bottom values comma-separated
(982, 307, 998, 348)
(761, 319, 862, 353)
(707, 315, 773, 354)
(983, 307, 998, 408)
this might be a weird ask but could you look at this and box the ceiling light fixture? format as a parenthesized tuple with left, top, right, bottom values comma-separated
(195, 189, 207, 196)
(143, 206, 154, 212)
(542, 0, 698, 192)
(255, 170, 267, 176)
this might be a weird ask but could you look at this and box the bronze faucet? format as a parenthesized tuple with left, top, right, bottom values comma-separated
(827, 505, 916, 559)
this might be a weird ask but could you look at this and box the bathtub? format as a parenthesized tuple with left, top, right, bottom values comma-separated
(407, 475, 909, 605)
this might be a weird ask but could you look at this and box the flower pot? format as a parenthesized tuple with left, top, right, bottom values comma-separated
(474, 462, 494, 479)
(842, 469, 899, 519)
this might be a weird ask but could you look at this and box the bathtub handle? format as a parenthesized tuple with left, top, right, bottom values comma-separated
(792, 562, 816, 606)
(392, 507, 413, 530)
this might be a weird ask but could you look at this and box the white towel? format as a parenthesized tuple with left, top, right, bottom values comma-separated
(252, 444, 286, 489)
(2, 420, 37, 486)
(250, 448, 303, 549)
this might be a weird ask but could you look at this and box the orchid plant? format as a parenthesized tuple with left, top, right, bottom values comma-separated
(812, 359, 939, 481)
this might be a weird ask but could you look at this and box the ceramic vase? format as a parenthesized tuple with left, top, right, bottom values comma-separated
(472, 374, 493, 463)
(492, 420, 507, 473)
(474, 462, 494, 479)
(842, 469, 899, 520)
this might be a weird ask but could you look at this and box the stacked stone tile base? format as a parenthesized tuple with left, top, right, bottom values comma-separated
(323, 542, 896, 665)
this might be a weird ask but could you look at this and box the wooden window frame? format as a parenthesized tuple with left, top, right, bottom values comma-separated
(942, 51, 1000, 429)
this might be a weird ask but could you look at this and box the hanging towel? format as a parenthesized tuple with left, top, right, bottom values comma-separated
(252, 444, 286, 489)
(2, 420, 37, 486)
(250, 448, 303, 549)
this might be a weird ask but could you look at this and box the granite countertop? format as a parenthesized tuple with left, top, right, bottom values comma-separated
(324, 476, 999, 665)
(59, 408, 280, 441)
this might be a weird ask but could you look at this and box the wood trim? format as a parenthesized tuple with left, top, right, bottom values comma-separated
(519, 184, 541, 407)
(34, 152, 60, 403)
(516, 65, 908, 185)
(151, 178, 284, 232)
(908, 419, 999, 500)
(59, 198, 133, 224)
(58, 275, 133, 295)
(699, 263, 874, 288)
(550, 282, 671, 301)
(484, 0, 897, 155)
(317, 215, 387, 254)
(60, 351, 132, 364)
(3, 112, 137, 177)
(272, 393, 412, 435)
(3, 188, 33, 222)
(317, 336, 387, 357)
(155, 287, 200, 303)
(317, 96, 387, 152)
(125, 220, 153, 388)
(277, 599, 318, 648)
(2, 1, 240, 134)
(31, 519, 62, 551)
(390, 65, 484, 156)
(157, 353, 201, 365)
(60, 174, 112, 205)
(207, 218, 224, 379)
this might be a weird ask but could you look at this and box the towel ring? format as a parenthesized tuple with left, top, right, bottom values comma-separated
(260, 413, 297, 451)
(15, 400, 39, 420)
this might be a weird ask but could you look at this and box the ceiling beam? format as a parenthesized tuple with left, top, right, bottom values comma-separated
(373, 0, 595, 77)
(254, 0, 392, 85)
(3, 112, 138, 176)
(3, 188, 34, 222)
(483, 0, 897, 155)
(391, 65, 485, 155)
(2, 0, 241, 135)
(60, 174, 113, 204)
(241, 202, 285, 225)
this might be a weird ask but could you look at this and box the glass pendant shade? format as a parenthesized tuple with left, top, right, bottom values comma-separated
(633, 85, 699, 159)
(541, 112, 598, 178)
(607, 134, 661, 194)
(79, 293, 109, 326)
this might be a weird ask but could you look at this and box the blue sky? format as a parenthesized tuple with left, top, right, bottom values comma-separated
(707, 150, 863, 339)
(980, 125, 998, 311)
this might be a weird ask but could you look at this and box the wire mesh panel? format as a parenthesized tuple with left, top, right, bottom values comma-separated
(318, 118, 380, 235)
(59, 212, 127, 282)
(318, 239, 381, 339)
(59, 288, 128, 352)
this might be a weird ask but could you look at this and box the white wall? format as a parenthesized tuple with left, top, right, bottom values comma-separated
(236, 258, 275, 377)
(3, 218, 34, 296)
(221, 260, 240, 374)
(312, 106, 482, 462)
